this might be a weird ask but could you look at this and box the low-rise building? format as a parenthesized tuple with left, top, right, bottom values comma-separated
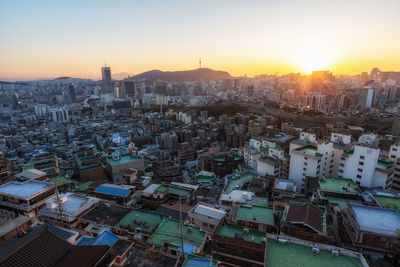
(148, 219, 207, 256)
(0, 180, 55, 219)
(233, 204, 274, 233)
(281, 202, 327, 242)
(342, 204, 400, 254)
(212, 224, 266, 266)
(186, 203, 226, 234)
(106, 153, 144, 184)
(38, 192, 100, 226)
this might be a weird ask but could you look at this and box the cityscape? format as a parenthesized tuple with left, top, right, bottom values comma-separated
(1, 1, 400, 267)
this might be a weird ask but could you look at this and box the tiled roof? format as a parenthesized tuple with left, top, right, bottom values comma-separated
(283, 203, 326, 235)
(55, 245, 110, 267)
(0, 227, 72, 267)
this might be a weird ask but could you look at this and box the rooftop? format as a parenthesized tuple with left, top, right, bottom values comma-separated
(196, 175, 213, 184)
(265, 238, 363, 267)
(376, 159, 393, 170)
(182, 255, 217, 267)
(39, 193, 100, 222)
(236, 205, 274, 225)
(116, 209, 167, 231)
(319, 177, 359, 194)
(224, 171, 258, 193)
(148, 219, 206, 251)
(282, 203, 326, 235)
(351, 204, 400, 236)
(0, 180, 53, 199)
(74, 153, 101, 170)
(372, 194, 400, 211)
(326, 197, 362, 210)
(81, 204, 131, 225)
(94, 183, 133, 197)
(245, 196, 269, 207)
(77, 230, 118, 247)
(217, 224, 265, 244)
(107, 154, 141, 165)
(168, 186, 191, 196)
(191, 204, 226, 222)
(49, 175, 71, 186)
(294, 145, 322, 157)
(274, 179, 297, 192)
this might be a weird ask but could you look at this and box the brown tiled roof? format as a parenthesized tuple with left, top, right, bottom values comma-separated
(56, 245, 110, 267)
(0, 228, 73, 267)
(285, 203, 324, 234)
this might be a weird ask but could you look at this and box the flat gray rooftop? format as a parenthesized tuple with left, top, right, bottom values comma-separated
(352, 205, 400, 236)
(0, 181, 52, 199)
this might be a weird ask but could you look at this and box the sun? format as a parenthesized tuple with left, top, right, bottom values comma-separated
(290, 45, 336, 74)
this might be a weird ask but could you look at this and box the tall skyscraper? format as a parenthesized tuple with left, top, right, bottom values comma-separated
(67, 84, 76, 103)
(101, 66, 112, 93)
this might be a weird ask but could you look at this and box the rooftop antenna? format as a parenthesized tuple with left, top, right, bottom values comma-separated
(55, 185, 66, 225)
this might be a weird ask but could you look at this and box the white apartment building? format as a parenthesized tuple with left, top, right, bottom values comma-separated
(34, 104, 49, 117)
(289, 132, 318, 152)
(388, 143, 400, 192)
(289, 142, 333, 190)
(238, 146, 260, 170)
(49, 108, 69, 123)
(257, 146, 288, 178)
(338, 145, 394, 189)
(358, 133, 379, 147)
(330, 133, 353, 177)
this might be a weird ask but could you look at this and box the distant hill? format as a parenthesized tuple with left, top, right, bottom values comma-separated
(130, 68, 233, 82)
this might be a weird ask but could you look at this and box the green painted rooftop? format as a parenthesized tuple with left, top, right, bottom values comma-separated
(224, 172, 258, 193)
(74, 153, 101, 170)
(265, 238, 363, 267)
(295, 145, 322, 157)
(218, 224, 265, 244)
(148, 219, 205, 249)
(155, 185, 168, 193)
(76, 181, 93, 190)
(213, 156, 227, 162)
(246, 196, 269, 207)
(326, 197, 362, 210)
(107, 154, 141, 165)
(319, 177, 359, 193)
(347, 125, 364, 131)
(237, 205, 274, 225)
(116, 209, 167, 231)
(373, 194, 400, 211)
(196, 175, 213, 183)
(49, 175, 71, 185)
(168, 186, 191, 196)
(377, 160, 393, 170)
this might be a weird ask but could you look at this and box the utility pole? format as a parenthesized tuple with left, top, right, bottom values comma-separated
(179, 197, 184, 256)
(55, 185, 66, 225)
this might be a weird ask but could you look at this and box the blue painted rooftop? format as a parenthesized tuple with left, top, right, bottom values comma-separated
(94, 184, 131, 197)
(77, 230, 118, 247)
(183, 255, 217, 267)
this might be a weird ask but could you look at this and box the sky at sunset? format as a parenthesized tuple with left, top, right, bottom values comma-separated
(1, 0, 400, 80)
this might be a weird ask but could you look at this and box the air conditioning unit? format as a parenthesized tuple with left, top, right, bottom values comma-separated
(188, 227, 193, 233)
(243, 228, 250, 233)
(332, 250, 339, 256)
(278, 238, 287, 244)
(312, 247, 320, 254)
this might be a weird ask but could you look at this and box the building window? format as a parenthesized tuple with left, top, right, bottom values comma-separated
(356, 181, 360, 185)
(203, 222, 208, 227)
(360, 156, 365, 160)
(357, 168, 363, 172)
(359, 162, 364, 165)
(356, 175, 362, 179)
(393, 148, 397, 152)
